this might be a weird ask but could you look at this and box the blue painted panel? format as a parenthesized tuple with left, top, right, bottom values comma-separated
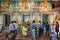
(42, 15, 48, 23)
(24, 15, 30, 22)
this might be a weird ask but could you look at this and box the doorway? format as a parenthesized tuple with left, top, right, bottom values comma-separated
(23, 15, 30, 23)
(42, 14, 48, 24)
(5, 14, 10, 27)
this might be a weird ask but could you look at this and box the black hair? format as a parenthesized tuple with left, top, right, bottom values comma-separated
(39, 21, 41, 23)
(33, 20, 35, 23)
(13, 21, 17, 23)
(10, 21, 13, 23)
(47, 22, 48, 23)
(56, 22, 58, 24)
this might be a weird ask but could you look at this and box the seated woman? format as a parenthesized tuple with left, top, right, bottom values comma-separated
(50, 32, 59, 40)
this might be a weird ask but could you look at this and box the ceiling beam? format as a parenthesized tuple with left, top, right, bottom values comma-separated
(0, 0, 58, 2)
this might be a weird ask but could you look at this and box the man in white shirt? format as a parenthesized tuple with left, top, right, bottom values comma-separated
(38, 21, 43, 37)
(5, 21, 14, 39)
(9, 22, 14, 31)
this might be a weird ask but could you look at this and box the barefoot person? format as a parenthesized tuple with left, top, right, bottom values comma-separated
(55, 22, 59, 36)
(31, 20, 36, 40)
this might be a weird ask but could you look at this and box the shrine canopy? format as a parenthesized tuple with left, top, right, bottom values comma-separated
(39, 1, 52, 13)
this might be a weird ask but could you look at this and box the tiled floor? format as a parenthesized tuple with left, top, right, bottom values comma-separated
(0, 33, 60, 40)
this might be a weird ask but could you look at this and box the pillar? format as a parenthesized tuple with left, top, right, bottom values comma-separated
(41, 12, 42, 23)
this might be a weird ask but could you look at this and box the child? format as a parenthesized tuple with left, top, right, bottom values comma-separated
(50, 32, 59, 40)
